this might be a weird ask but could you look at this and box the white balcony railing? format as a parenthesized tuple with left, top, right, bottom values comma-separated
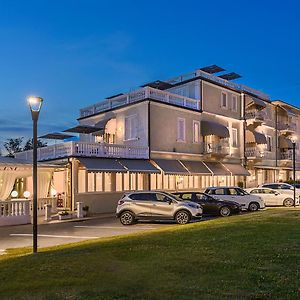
(15, 141, 149, 161)
(245, 110, 266, 121)
(202, 141, 230, 156)
(80, 86, 200, 118)
(245, 147, 275, 159)
(0, 200, 31, 226)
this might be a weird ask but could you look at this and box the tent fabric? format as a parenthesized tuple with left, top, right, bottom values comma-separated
(246, 130, 267, 144)
(152, 159, 189, 175)
(180, 160, 211, 175)
(203, 162, 231, 176)
(118, 159, 160, 173)
(222, 163, 250, 176)
(279, 135, 293, 149)
(78, 158, 126, 172)
(201, 120, 230, 138)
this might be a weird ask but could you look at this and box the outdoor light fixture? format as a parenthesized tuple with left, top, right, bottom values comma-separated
(27, 95, 43, 254)
(11, 190, 18, 198)
(23, 191, 31, 199)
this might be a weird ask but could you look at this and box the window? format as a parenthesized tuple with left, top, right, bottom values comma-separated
(124, 115, 138, 141)
(181, 193, 193, 200)
(232, 128, 238, 147)
(266, 136, 272, 151)
(129, 193, 155, 201)
(228, 188, 238, 195)
(232, 95, 238, 112)
(221, 92, 228, 109)
(177, 118, 186, 142)
(193, 120, 200, 143)
(214, 188, 226, 195)
(155, 193, 172, 202)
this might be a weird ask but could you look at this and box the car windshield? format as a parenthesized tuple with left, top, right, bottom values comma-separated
(163, 192, 181, 201)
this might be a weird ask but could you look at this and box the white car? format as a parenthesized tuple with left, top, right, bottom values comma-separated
(259, 183, 300, 197)
(204, 187, 265, 211)
(246, 187, 299, 207)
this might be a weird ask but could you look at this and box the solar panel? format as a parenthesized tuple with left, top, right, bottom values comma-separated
(141, 80, 173, 90)
(200, 65, 225, 74)
(218, 72, 242, 80)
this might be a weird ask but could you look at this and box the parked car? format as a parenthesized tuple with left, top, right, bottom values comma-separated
(291, 183, 300, 189)
(204, 187, 265, 211)
(259, 183, 300, 196)
(116, 191, 203, 225)
(247, 187, 300, 207)
(172, 192, 242, 217)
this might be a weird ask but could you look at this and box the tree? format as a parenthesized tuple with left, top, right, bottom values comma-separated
(3, 138, 24, 157)
(23, 138, 48, 151)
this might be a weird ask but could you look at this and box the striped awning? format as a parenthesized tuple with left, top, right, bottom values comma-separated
(246, 130, 267, 144)
(279, 135, 293, 149)
(180, 160, 211, 175)
(222, 163, 250, 176)
(118, 159, 160, 173)
(201, 120, 229, 138)
(78, 158, 126, 172)
(203, 162, 231, 176)
(152, 159, 189, 175)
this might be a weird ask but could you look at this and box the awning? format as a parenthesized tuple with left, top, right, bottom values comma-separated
(201, 120, 229, 138)
(280, 106, 298, 117)
(153, 159, 189, 175)
(118, 159, 160, 173)
(203, 162, 231, 176)
(78, 158, 126, 172)
(222, 163, 250, 176)
(39, 132, 75, 140)
(64, 125, 103, 134)
(279, 135, 293, 149)
(246, 130, 267, 144)
(180, 160, 211, 175)
(93, 118, 113, 136)
(247, 97, 266, 109)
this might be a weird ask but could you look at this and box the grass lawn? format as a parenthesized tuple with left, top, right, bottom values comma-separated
(0, 208, 299, 300)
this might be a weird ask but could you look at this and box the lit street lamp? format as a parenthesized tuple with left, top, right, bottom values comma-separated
(27, 96, 43, 253)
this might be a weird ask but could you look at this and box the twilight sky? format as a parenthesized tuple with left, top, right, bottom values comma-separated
(0, 0, 299, 151)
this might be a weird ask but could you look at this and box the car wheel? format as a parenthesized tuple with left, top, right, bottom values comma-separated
(283, 198, 294, 207)
(248, 202, 259, 212)
(119, 211, 136, 225)
(219, 206, 231, 217)
(175, 210, 191, 225)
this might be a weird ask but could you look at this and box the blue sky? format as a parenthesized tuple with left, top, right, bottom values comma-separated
(0, 0, 299, 150)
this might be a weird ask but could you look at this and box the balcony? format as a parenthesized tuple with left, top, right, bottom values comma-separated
(202, 141, 230, 157)
(245, 110, 266, 125)
(80, 86, 200, 118)
(15, 141, 149, 162)
(280, 151, 293, 160)
(245, 147, 274, 160)
(278, 122, 297, 134)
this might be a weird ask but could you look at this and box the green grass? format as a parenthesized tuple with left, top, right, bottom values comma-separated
(0, 208, 300, 300)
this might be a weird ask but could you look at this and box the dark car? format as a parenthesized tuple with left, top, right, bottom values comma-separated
(172, 192, 242, 217)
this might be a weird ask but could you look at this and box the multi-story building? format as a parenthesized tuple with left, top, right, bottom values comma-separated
(13, 66, 300, 213)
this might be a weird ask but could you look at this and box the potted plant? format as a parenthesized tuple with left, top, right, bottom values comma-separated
(58, 210, 72, 220)
(82, 205, 89, 217)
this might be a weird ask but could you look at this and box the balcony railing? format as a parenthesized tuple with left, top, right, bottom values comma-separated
(278, 122, 297, 132)
(245, 147, 275, 159)
(15, 141, 149, 161)
(0, 200, 31, 226)
(280, 151, 293, 160)
(245, 110, 266, 121)
(80, 86, 200, 118)
(202, 141, 230, 156)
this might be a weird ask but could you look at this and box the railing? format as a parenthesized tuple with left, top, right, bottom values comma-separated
(278, 122, 297, 132)
(0, 200, 31, 226)
(166, 69, 269, 100)
(280, 151, 293, 160)
(80, 86, 200, 118)
(15, 141, 149, 161)
(202, 141, 230, 156)
(30, 198, 57, 216)
(245, 147, 275, 159)
(245, 110, 266, 121)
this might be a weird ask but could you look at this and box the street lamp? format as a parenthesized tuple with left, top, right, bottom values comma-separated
(289, 135, 297, 208)
(27, 96, 43, 253)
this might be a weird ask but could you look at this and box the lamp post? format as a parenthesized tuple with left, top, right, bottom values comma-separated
(27, 96, 43, 253)
(293, 141, 296, 208)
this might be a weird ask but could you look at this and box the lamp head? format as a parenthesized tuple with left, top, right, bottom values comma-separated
(27, 96, 43, 120)
(289, 135, 297, 144)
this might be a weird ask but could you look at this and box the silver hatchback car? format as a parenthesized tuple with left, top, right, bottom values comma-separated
(116, 191, 203, 225)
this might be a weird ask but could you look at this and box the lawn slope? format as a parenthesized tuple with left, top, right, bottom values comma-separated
(0, 208, 299, 300)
